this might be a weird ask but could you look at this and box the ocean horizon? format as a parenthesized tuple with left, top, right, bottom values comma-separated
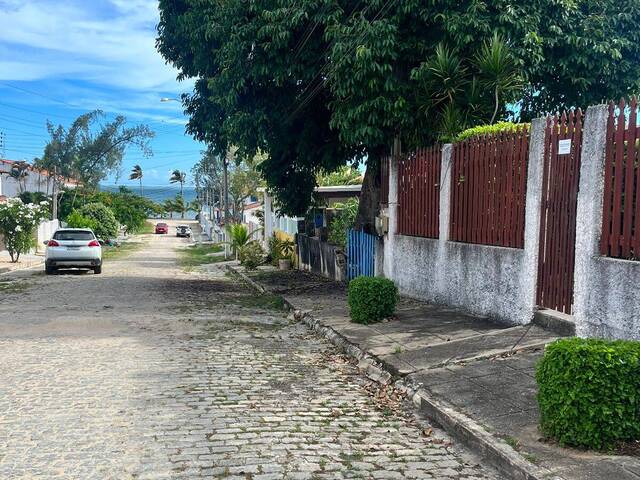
(100, 184, 199, 219)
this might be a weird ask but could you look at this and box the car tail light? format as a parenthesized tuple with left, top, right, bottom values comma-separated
(48, 240, 60, 247)
(88, 240, 101, 247)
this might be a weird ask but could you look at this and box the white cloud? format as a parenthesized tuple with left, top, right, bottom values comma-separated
(0, 0, 186, 92)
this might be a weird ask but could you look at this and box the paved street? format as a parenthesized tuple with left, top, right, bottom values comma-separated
(0, 223, 499, 479)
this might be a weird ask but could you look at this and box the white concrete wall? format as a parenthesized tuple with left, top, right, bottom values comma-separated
(573, 105, 640, 340)
(382, 123, 546, 326)
(35, 220, 60, 253)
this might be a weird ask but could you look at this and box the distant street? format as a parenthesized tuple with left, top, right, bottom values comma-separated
(0, 222, 499, 479)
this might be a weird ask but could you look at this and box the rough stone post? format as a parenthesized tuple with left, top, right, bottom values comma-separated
(263, 191, 274, 249)
(382, 140, 401, 279)
(438, 144, 452, 243)
(520, 117, 547, 323)
(573, 104, 609, 337)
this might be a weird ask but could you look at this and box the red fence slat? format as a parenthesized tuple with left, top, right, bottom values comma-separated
(601, 97, 640, 260)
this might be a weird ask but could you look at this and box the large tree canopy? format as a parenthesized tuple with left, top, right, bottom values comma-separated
(157, 0, 640, 222)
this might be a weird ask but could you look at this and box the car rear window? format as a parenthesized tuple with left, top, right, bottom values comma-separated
(53, 230, 95, 241)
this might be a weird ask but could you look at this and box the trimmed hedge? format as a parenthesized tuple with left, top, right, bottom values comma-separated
(536, 338, 640, 450)
(454, 121, 530, 142)
(348, 276, 398, 324)
(78, 202, 119, 240)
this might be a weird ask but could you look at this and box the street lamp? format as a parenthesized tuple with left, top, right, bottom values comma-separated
(160, 97, 180, 103)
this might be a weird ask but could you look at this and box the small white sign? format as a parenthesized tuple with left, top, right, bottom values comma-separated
(558, 139, 571, 155)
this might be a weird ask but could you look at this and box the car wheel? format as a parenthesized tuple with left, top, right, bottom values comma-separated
(93, 266, 102, 275)
(45, 266, 56, 275)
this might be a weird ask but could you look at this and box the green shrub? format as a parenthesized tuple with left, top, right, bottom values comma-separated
(536, 338, 640, 450)
(239, 240, 265, 270)
(454, 122, 530, 142)
(348, 276, 398, 324)
(328, 198, 359, 248)
(65, 209, 98, 231)
(78, 202, 119, 240)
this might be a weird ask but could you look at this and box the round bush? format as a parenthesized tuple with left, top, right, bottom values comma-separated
(348, 276, 398, 324)
(536, 338, 640, 450)
(77, 202, 119, 240)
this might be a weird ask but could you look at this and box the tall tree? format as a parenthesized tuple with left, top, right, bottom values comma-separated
(157, 0, 640, 232)
(169, 169, 186, 199)
(129, 164, 144, 196)
(36, 111, 154, 189)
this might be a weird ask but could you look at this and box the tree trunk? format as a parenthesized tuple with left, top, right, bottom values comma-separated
(354, 152, 382, 235)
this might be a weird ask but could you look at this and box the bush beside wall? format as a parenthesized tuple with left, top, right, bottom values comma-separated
(536, 338, 640, 450)
(348, 276, 398, 324)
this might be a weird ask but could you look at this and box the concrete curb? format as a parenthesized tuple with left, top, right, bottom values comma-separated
(227, 265, 551, 480)
(0, 260, 44, 276)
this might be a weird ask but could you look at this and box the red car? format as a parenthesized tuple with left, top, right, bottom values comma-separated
(155, 222, 169, 234)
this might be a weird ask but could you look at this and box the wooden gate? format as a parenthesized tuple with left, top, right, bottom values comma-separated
(536, 110, 583, 314)
(346, 229, 376, 280)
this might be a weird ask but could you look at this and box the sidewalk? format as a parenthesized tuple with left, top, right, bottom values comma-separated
(234, 266, 640, 480)
(0, 251, 44, 274)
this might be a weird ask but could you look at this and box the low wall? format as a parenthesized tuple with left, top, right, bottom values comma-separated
(297, 234, 346, 282)
(35, 219, 59, 253)
(386, 236, 530, 325)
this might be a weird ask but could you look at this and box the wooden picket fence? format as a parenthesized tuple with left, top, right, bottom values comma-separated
(601, 97, 640, 260)
(450, 129, 529, 248)
(397, 145, 441, 238)
(536, 110, 583, 314)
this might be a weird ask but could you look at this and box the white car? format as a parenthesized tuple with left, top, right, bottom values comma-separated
(45, 228, 103, 275)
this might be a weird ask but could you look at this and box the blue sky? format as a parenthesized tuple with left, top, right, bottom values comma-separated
(0, 0, 204, 186)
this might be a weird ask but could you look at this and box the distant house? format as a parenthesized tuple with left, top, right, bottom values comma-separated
(0, 159, 78, 198)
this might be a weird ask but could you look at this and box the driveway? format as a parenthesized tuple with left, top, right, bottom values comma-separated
(0, 222, 499, 479)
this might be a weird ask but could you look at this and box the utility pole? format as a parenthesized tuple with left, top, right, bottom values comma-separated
(223, 156, 230, 223)
(52, 166, 58, 220)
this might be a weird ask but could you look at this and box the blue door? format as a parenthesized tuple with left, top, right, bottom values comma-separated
(346, 229, 376, 280)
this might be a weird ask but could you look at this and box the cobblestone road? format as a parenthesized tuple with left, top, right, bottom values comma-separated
(0, 222, 500, 479)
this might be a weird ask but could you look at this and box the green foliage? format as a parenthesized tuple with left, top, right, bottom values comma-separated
(317, 166, 363, 187)
(328, 199, 359, 248)
(157, 0, 640, 215)
(34, 110, 154, 189)
(239, 240, 265, 270)
(65, 210, 98, 231)
(0, 198, 49, 262)
(59, 188, 158, 234)
(225, 223, 252, 255)
(536, 338, 640, 450)
(347, 276, 398, 324)
(19, 191, 49, 206)
(77, 202, 119, 240)
(454, 122, 530, 142)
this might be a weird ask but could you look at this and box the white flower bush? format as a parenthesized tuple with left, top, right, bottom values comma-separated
(0, 198, 49, 262)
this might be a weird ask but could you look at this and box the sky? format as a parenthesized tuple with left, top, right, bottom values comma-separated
(0, 0, 204, 187)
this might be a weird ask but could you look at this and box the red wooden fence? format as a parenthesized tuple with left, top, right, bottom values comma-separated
(536, 110, 583, 314)
(380, 156, 389, 205)
(450, 129, 529, 248)
(601, 98, 640, 260)
(397, 145, 441, 238)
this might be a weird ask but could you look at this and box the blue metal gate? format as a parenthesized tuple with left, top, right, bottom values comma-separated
(346, 229, 376, 280)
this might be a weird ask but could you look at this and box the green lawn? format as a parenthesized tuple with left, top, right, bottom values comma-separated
(102, 242, 144, 261)
(178, 244, 227, 268)
(138, 221, 156, 235)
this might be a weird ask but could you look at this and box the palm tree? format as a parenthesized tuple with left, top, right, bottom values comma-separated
(169, 170, 186, 198)
(129, 164, 144, 196)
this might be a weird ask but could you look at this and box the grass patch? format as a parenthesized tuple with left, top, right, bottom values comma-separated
(138, 221, 156, 234)
(0, 278, 30, 294)
(102, 242, 143, 261)
(178, 244, 226, 268)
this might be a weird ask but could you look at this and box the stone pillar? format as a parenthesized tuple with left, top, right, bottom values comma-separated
(573, 104, 609, 337)
(438, 144, 453, 243)
(383, 140, 401, 279)
(520, 117, 547, 323)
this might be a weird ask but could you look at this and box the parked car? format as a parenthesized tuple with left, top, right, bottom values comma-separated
(176, 225, 192, 238)
(155, 222, 169, 234)
(44, 228, 102, 275)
